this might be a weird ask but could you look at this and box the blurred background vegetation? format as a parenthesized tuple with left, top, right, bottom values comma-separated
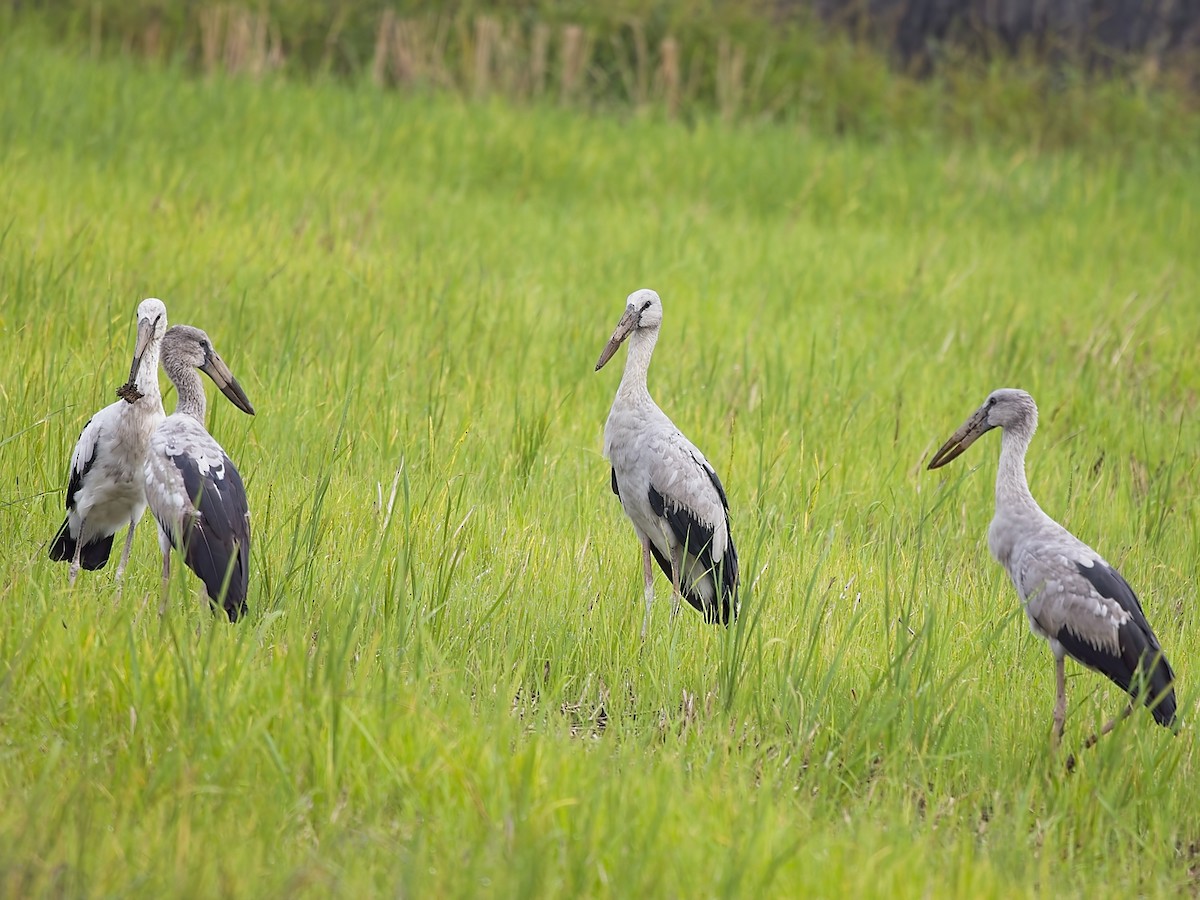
(5, 0, 1198, 147)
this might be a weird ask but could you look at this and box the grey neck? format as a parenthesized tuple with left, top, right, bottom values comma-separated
(617, 327, 659, 403)
(996, 421, 1039, 516)
(164, 358, 207, 423)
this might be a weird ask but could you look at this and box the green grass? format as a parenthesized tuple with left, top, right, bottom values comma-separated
(1, 34, 1199, 897)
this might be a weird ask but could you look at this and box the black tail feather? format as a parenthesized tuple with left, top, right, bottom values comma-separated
(1059, 622, 1177, 728)
(1118, 627, 1177, 729)
(1142, 651, 1177, 728)
(49, 521, 114, 570)
(1067, 560, 1178, 728)
(177, 522, 249, 623)
(647, 541, 735, 626)
(48, 520, 73, 561)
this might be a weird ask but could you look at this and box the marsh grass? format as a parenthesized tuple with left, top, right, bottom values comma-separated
(1, 32, 1199, 896)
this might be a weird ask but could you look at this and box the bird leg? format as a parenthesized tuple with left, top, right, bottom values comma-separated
(1066, 703, 1134, 773)
(1052, 655, 1067, 750)
(158, 546, 172, 617)
(114, 518, 138, 587)
(669, 545, 683, 620)
(640, 538, 654, 640)
(1085, 704, 1134, 749)
(68, 529, 83, 587)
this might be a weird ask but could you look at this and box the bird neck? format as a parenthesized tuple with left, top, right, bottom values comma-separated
(996, 422, 1038, 515)
(617, 327, 658, 402)
(165, 361, 207, 423)
(134, 337, 164, 405)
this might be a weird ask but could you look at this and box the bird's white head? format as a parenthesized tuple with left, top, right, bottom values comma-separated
(137, 298, 169, 336)
(927, 388, 1038, 469)
(594, 288, 663, 371)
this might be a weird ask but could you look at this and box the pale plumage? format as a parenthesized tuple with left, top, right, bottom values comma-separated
(50, 298, 168, 584)
(596, 289, 738, 637)
(929, 388, 1176, 745)
(145, 325, 255, 621)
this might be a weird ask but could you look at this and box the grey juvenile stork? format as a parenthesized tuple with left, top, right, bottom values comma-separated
(50, 298, 168, 585)
(595, 288, 738, 638)
(928, 388, 1177, 746)
(145, 325, 255, 621)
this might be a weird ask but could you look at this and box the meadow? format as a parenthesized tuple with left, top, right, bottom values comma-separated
(1, 26, 1200, 897)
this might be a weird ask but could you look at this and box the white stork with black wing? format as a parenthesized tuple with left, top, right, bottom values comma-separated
(928, 388, 1177, 745)
(595, 288, 739, 638)
(50, 298, 168, 585)
(145, 325, 255, 621)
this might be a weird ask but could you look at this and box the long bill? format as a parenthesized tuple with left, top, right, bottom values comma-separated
(594, 305, 639, 371)
(117, 316, 160, 403)
(200, 349, 256, 416)
(927, 405, 993, 469)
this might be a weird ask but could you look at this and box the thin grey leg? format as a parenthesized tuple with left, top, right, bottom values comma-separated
(1053, 655, 1067, 750)
(669, 545, 682, 619)
(640, 538, 654, 640)
(69, 525, 83, 587)
(158, 537, 172, 617)
(115, 519, 137, 585)
(1092, 704, 1133, 745)
(1069, 703, 1134, 772)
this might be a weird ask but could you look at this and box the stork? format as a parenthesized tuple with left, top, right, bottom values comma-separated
(50, 298, 168, 585)
(145, 325, 255, 621)
(595, 288, 738, 638)
(928, 388, 1177, 747)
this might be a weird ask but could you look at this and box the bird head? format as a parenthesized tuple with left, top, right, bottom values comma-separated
(162, 324, 256, 416)
(118, 298, 169, 403)
(927, 388, 1038, 469)
(594, 288, 663, 371)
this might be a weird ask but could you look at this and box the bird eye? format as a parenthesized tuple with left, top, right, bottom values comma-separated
(641, 301, 652, 312)
(987, 397, 997, 408)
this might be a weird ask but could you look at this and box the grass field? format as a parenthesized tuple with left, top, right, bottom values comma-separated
(2, 29, 1200, 897)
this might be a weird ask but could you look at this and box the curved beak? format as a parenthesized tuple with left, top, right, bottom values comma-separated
(595, 305, 639, 371)
(928, 404, 993, 469)
(200, 348, 256, 416)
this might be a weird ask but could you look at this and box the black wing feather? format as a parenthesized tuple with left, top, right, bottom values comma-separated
(172, 452, 251, 621)
(64, 423, 97, 513)
(699, 460, 739, 612)
(610, 467, 619, 497)
(648, 484, 736, 625)
(49, 419, 112, 567)
(1060, 561, 1177, 727)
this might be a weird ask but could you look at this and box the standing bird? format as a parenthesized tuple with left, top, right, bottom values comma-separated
(928, 388, 1177, 745)
(50, 298, 168, 585)
(595, 288, 738, 638)
(145, 325, 255, 621)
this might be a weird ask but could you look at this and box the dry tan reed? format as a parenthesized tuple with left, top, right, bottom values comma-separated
(89, 4, 766, 119)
